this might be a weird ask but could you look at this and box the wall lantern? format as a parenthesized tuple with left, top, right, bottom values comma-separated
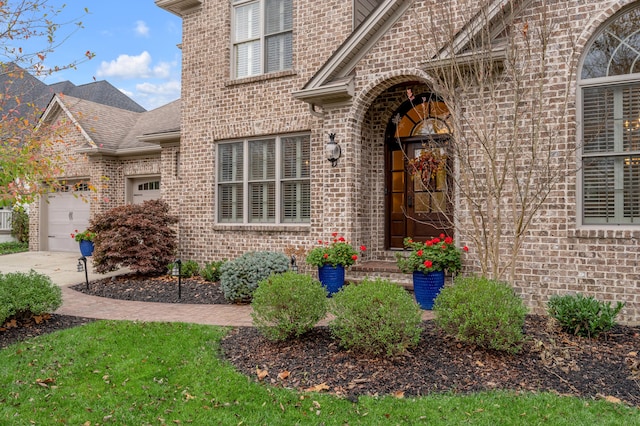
(326, 133, 341, 167)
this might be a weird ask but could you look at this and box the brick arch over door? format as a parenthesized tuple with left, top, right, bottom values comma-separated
(344, 70, 443, 252)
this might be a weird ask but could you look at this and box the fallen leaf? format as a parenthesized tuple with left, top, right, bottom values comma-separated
(277, 371, 290, 380)
(605, 395, 622, 404)
(256, 368, 268, 381)
(393, 391, 405, 399)
(305, 383, 330, 393)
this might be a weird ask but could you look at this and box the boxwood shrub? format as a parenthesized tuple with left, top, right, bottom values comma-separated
(329, 278, 422, 357)
(251, 272, 327, 341)
(0, 270, 62, 324)
(433, 275, 527, 354)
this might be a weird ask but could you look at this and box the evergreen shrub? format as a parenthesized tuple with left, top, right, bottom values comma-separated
(219, 251, 289, 303)
(251, 272, 327, 341)
(433, 276, 527, 354)
(548, 293, 624, 338)
(329, 278, 422, 357)
(0, 270, 62, 324)
(200, 260, 226, 282)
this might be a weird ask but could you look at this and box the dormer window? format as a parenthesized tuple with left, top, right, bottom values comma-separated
(232, 0, 292, 79)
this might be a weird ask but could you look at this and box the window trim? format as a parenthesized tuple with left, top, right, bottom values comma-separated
(231, 0, 293, 79)
(216, 133, 310, 226)
(578, 27, 640, 228)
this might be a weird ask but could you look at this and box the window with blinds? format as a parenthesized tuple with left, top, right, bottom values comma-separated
(581, 76, 640, 225)
(232, 0, 292, 78)
(217, 134, 310, 224)
(579, 5, 640, 226)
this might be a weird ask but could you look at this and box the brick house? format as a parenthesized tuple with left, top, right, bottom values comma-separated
(29, 94, 179, 252)
(148, 0, 640, 322)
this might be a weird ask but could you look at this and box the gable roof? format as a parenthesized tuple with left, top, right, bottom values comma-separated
(293, 0, 412, 105)
(294, 0, 532, 106)
(40, 94, 179, 156)
(0, 63, 146, 114)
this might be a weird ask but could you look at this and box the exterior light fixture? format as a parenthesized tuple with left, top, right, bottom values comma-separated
(172, 259, 182, 299)
(290, 254, 298, 273)
(326, 133, 341, 167)
(77, 256, 89, 289)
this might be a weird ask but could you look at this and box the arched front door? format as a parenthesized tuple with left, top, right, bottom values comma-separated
(386, 93, 454, 249)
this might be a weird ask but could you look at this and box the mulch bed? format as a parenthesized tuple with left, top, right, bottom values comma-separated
(2, 274, 639, 406)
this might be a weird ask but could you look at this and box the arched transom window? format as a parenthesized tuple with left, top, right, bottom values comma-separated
(579, 5, 640, 225)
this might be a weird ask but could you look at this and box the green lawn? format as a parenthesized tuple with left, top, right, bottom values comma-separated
(0, 241, 28, 255)
(1, 321, 638, 425)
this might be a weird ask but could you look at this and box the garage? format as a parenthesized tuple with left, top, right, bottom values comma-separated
(43, 184, 91, 252)
(129, 177, 161, 205)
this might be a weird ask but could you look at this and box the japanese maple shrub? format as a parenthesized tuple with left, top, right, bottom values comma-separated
(433, 276, 527, 354)
(251, 272, 328, 341)
(329, 278, 422, 357)
(219, 251, 289, 303)
(89, 200, 178, 275)
(0, 271, 62, 324)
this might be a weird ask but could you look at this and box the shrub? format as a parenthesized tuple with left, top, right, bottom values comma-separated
(201, 260, 226, 282)
(219, 251, 289, 303)
(433, 276, 527, 354)
(89, 200, 178, 275)
(10, 205, 29, 243)
(0, 270, 62, 324)
(329, 278, 422, 357)
(168, 260, 200, 278)
(547, 294, 624, 338)
(251, 272, 328, 341)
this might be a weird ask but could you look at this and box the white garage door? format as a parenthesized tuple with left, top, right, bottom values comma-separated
(131, 178, 161, 204)
(45, 186, 91, 252)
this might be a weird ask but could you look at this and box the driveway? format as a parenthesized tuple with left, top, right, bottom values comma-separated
(0, 251, 125, 287)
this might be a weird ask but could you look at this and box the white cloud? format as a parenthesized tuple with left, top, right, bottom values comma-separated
(135, 80, 181, 110)
(97, 51, 152, 79)
(135, 20, 150, 37)
(96, 52, 176, 80)
(136, 80, 181, 96)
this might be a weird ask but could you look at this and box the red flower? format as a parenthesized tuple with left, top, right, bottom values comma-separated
(432, 237, 441, 244)
(360, 245, 367, 251)
(317, 240, 323, 244)
(338, 236, 345, 242)
(331, 232, 338, 237)
(423, 260, 433, 268)
(323, 253, 329, 259)
(440, 233, 445, 239)
(463, 246, 469, 252)
(351, 254, 358, 261)
(444, 236, 453, 244)
(417, 249, 423, 256)
(426, 241, 433, 246)
(70, 233, 75, 239)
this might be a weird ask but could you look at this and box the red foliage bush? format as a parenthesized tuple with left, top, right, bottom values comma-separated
(89, 200, 178, 275)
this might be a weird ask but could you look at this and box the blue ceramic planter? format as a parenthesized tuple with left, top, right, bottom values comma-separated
(318, 264, 345, 296)
(412, 270, 445, 310)
(79, 240, 94, 257)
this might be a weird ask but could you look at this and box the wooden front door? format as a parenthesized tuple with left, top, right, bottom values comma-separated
(387, 139, 453, 249)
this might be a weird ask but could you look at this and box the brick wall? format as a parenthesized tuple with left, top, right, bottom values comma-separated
(168, 0, 640, 322)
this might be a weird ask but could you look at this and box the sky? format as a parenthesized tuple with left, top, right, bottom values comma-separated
(30, 1, 183, 111)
